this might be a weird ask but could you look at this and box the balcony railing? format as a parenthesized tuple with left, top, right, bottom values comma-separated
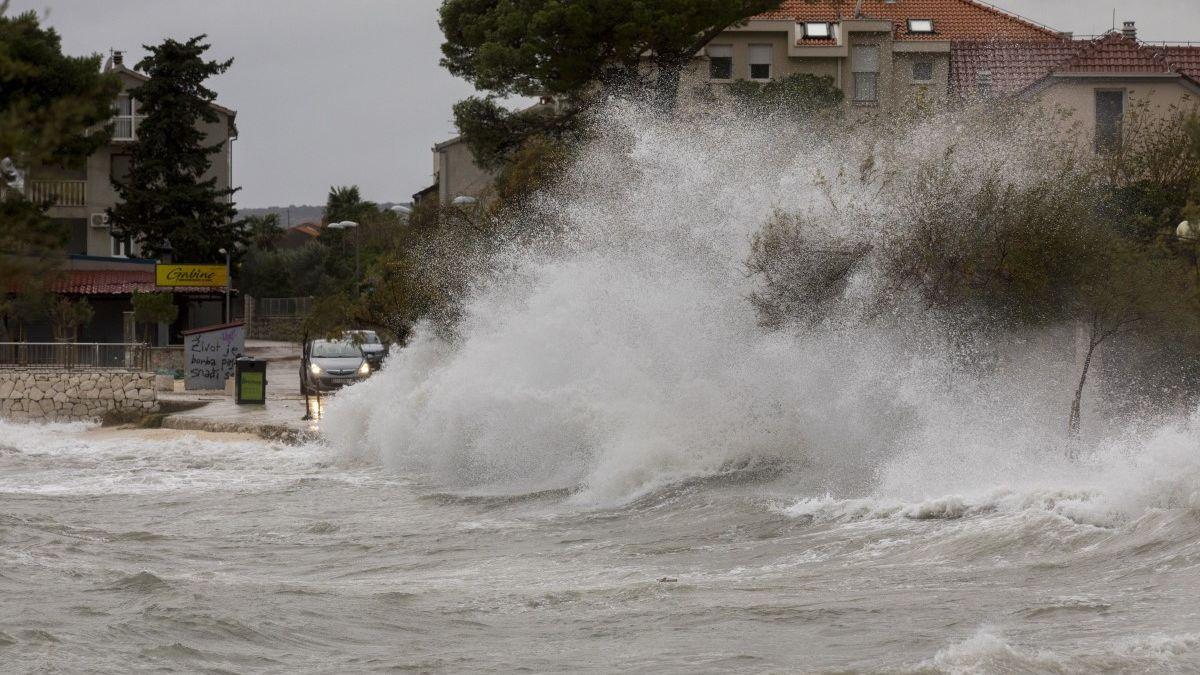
(26, 180, 87, 207)
(111, 115, 146, 141)
(0, 342, 150, 371)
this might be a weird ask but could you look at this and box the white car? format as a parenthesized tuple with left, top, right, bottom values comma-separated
(343, 330, 389, 370)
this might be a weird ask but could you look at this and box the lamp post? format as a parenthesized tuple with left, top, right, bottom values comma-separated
(218, 247, 230, 324)
(328, 220, 360, 293)
(1178, 220, 1199, 287)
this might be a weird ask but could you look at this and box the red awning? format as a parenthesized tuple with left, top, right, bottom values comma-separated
(48, 270, 222, 295)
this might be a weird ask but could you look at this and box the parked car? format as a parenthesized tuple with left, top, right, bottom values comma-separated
(300, 339, 371, 394)
(343, 330, 389, 370)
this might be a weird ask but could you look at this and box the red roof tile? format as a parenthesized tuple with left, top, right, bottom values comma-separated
(49, 270, 218, 295)
(951, 34, 1200, 98)
(755, 0, 1063, 42)
(1164, 46, 1200, 80)
(1060, 33, 1174, 74)
(950, 40, 1081, 96)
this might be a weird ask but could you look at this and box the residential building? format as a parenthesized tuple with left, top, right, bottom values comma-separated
(687, 0, 1068, 111)
(19, 50, 238, 344)
(430, 134, 495, 206)
(952, 27, 1200, 151)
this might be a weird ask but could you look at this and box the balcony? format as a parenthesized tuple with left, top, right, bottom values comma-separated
(27, 180, 88, 207)
(112, 115, 138, 141)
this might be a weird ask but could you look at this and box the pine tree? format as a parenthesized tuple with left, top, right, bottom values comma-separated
(109, 35, 241, 263)
(0, 9, 120, 296)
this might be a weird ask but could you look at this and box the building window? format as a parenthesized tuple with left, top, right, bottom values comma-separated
(708, 45, 733, 80)
(976, 70, 993, 98)
(908, 19, 934, 34)
(1095, 90, 1124, 153)
(912, 60, 934, 82)
(852, 45, 880, 102)
(804, 22, 831, 39)
(749, 44, 772, 80)
(111, 233, 131, 258)
(113, 94, 136, 140)
(111, 154, 132, 185)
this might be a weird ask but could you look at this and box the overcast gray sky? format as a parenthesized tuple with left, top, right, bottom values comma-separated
(9, 1, 1200, 208)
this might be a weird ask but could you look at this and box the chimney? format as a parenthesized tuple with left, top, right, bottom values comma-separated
(1122, 21, 1137, 40)
(112, 50, 124, 67)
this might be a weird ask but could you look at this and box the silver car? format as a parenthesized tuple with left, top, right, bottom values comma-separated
(301, 339, 371, 394)
(343, 330, 389, 370)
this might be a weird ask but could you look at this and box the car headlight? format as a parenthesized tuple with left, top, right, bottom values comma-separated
(309, 362, 322, 375)
(357, 361, 370, 376)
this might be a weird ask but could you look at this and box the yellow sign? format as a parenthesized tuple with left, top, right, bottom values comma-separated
(156, 264, 228, 288)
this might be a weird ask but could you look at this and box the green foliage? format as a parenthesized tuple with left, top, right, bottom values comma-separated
(108, 35, 241, 263)
(48, 296, 92, 341)
(131, 291, 178, 325)
(325, 185, 376, 224)
(725, 74, 843, 117)
(1100, 108, 1200, 242)
(440, 0, 782, 181)
(243, 213, 282, 251)
(238, 242, 337, 300)
(452, 97, 572, 171)
(131, 291, 178, 343)
(0, 9, 120, 167)
(440, 0, 780, 99)
(493, 135, 572, 205)
(0, 8, 120, 291)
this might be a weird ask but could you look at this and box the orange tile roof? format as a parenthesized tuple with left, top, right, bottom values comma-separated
(49, 270, 217, 296)
(1162, 46, 1200, 80)
(950, 34, 1200, 98)
(1060, 33, 1174, 74)
(755, 0, 1063, 41)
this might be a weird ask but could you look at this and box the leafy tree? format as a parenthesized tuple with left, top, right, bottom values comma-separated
(324, 185, 376, 224)
(0, 9, 120, 293)
(440, 0, 782, 169)
(108, 35, 240, 263)
(131, 291, 178, 343)
(243, 213, 282, 251)
(1100, 108, 1200, 243)
(48, 296, 93, 341)
(725, 74, 844, 118)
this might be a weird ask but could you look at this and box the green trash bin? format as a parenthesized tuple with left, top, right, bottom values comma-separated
(235, 357, 267, 405)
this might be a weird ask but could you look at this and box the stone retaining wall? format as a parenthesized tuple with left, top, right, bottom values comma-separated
(0, 371, 158, 422)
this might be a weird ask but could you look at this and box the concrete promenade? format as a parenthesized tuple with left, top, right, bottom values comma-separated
(156, 340, 327, 443)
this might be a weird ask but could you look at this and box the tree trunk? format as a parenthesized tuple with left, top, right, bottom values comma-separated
(1068, 338, 1098, 438)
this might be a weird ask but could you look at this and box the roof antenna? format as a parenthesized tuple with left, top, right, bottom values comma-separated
(1112, 9, 1116, 32)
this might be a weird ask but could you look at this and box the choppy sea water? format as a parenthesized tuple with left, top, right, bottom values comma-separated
(2, 420, 1199, 673)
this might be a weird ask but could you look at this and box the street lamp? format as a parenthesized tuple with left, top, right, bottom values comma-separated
(327, 220, 360, 292)
(218, 247, 230, 323)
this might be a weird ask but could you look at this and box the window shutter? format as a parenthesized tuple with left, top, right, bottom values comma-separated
(748, 44, 772, 65)
(852, 45, 879, 73)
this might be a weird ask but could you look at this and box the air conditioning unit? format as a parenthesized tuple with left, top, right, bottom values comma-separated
(89, 212, 110, 229)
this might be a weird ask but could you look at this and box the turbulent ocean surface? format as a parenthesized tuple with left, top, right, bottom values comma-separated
(5, 105, 1200, 672)
(2, 420, 1199, 672)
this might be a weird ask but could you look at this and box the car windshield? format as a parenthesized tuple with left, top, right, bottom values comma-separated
(346, 331, 380, 345)
(311, 341, 361, 358)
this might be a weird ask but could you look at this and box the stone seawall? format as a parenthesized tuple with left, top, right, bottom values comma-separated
(0, 371, 158, 422)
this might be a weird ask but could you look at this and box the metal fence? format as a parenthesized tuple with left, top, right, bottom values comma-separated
(0, 342, 150, 371)
(256, 296, 313, 318)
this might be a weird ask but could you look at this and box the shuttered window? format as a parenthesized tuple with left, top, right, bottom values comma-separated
(852, 45, 880, 102)
(749, 44, 772, 80)
(708, 45, 733, 80)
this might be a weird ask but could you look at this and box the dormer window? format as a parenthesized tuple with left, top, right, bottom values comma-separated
(908, 19, 935, 34)
(803, 22, 831, 39)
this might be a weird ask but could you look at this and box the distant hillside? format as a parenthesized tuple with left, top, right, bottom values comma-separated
(239, 203, 412, 227)
(238, 205, 324, 227)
